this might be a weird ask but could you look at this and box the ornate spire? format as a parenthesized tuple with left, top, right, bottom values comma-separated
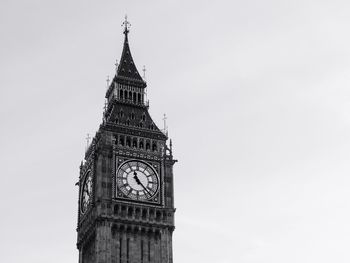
(122, 15, 131, 35)
(115, 16, 145, 87)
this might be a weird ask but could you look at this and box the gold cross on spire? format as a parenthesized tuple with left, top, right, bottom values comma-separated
(122, 15, 131, 34)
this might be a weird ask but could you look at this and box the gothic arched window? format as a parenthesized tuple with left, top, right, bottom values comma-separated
(132, 138, 137, 148)
(156, 211, 162, 221)
(135, 208, 140, 219)
(126, 137, 131, 147)
(121, 205, 126, 217)
(138, 93, 141, 103)
(127, 207, 133, 217)
(142, 209, 147, 220)
(139, 140, 144, 149)
(149, 208, 155, 219)
(114, 205, 119, 215)
(119, 136, 125, 146)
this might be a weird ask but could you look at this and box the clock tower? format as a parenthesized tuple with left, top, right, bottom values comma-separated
(77, 19, 176, 263)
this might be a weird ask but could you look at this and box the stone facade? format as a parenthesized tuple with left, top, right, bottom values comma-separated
(77, 21, 176, 263)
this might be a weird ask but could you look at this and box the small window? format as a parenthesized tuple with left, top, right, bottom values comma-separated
(156, 211, 162, 221)
(138, 93, 141, 103)
(126, 137, 131, 147)
(132, 138, 137, 148)
(142, 209, 147, 219)
(149, 209, 155, 219)
(152, 143, 157, 152)
(114, 205, 119, 215)
(135, 208, 140, 219)
(128, 207, 133, 217)
(121, 205, 126, 216)
(119, 136, 125, 146)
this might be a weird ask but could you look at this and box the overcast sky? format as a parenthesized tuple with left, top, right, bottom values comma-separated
(1, 1, 350, 262)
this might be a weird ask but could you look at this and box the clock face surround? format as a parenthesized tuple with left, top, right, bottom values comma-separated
(81, 170, 93, 214)
(116, 160, 159, 201)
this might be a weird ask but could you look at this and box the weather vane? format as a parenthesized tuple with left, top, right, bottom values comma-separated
(122, 15, 131, 34)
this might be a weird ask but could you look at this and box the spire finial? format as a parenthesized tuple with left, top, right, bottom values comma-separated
(142, 65, 146, 80)
(106, 75, 110, 88)
(115, 59, 119, 74)
(104, 100, 108, 112)
(169, 139, 173, 157)
(122, 15, 131, 35)
(86, 133, 91, 151)
(163, 114, 168, 136)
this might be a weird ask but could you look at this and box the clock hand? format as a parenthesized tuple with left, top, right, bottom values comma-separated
(133, 172, 152, 197)
(133, 171, 144, 185)
(141, 184, 152, 197)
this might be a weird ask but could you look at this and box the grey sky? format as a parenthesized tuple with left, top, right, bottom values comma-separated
(1, 0, 350, 262)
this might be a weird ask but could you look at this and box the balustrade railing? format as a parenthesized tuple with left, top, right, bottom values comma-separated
(115, 97, 149, 107)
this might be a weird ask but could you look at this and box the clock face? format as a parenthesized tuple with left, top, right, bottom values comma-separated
(116, 160, 159, 201)
(81, 171, 93, 214)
